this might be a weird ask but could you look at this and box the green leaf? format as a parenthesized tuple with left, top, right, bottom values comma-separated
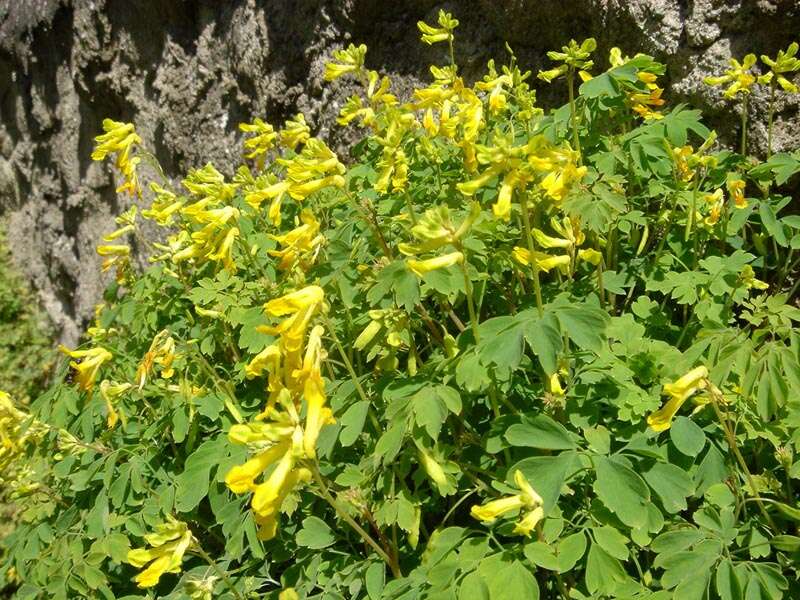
(296, 516, 335, 549)
(174, 435, 227, 512)
(505, 415, 576, 450)
(553, 303, 608, 352)
(594, 455, 651, 528)
(554, 532, 587, 573)
(592, 526, 629, 560)
(585, 543, 628, 595)
(715, 559, 744, 600)
(670, 416, 706, 456)
(521, 310, 562, 375)
(365, 562, 386, 600)
(459, 571, 489, 600)
(338, 400, 369, 447)
(759, 203, 788, 247)
(770, 534, 800, 552)
(484, 560, 539, 600)
(511, 451, 577, 514)
(644, 463, 695, 513)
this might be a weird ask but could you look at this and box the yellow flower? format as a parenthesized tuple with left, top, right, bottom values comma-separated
(538, 38, 596, 83)
(135, 330, 177, 390)
(240, 118, 278, 167)
(647, 366, 709, 432)
(407, 251, 464, 277)
(99, 380, 131, 429)
(225, 440, 291, 494)
(760, 43, 800, 93)
(417, 10, 459, 45)
(704, 54, 758, 98)
(143, 183, 186, 225)
(58, 345, 113, 391)
(739, 265, 768, 290)
(127, 518, 194, 588)
(418, 446, 456, 496)
(727, 178, 747, 209)
(280, 113, 311, 150)
(298, 326, 334, 458)
(92, 118, 142, 196)
(324, 43, 367, 81)
(471, 470, 544, 537)
(512, 247, 570, 273)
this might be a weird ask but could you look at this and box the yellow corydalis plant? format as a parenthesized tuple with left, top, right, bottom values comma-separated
(647, 366, 709, 432)
(760, 42, 800, 93)
(704, 54, 758, 98)
(471, 469, 544, 537)
(58, 345, 113, 391)
(324, 43, 368, 81)
(417, 10, 459, 46)
(239, 117, 278, 168)
(537, 38, 596, 83)
(92, 118, 142, 196)
(99, 380, 131, 429)
(269, 209, 324, 271)
(127, 517, 194, 588)
(135, 330, 177, 390)
(231, 288, 333, 540)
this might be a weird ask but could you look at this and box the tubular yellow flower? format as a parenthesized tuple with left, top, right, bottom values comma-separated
(58, 345, 113, 391)
(127, 518, 193, 589)
(245, 344, 282, 380)
(727, 178, 747, 209)
(135, 330, 177, 390)
(99, 380, 131, 429)
(264, 285, 325, 317)
(225, 441, 291, 494)
(280, 113, 311, 150)
(761, 43, 800, 93)
(512, 247, 570, 273)
(324, 43, 367, 81)
(471, 470, 543, 536)
(92, 118, 142, 196)
(704, 54, 758, 98)
(418, 447, 456, 496)
(417, 10, 458, 45)
(647, 366, 709, 432)
(406, 251, 464, 277)
(240, 118, 278, 167)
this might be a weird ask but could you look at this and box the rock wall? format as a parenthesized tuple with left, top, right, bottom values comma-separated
(1, 0, 798, 343)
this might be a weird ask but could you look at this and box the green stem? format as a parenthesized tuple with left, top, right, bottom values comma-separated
(193, 543, 244, 600)
(740, 94, 748, 157)
(767, 83, 776, 159)
(567, 69, 582, 163)
(405, 193, 418, 226)
(519, 193, 544, 316)
(458, 257, 480, 343)
(321, 313, 380, 431)
(310, 464, 402, 578)
(706, 385, 777, 531)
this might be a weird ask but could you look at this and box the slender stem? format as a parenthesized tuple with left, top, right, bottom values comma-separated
(706, 385, 777, 530)
(458, 257, 480, 343)
(404, 193, 418, 225)
(519, 193, 544, 316)
(193, 543, 244, 600)
(310, 464, 402, 578)
(740, 94, 748, 157)
(767, 83, 776, 159)
(320, 313, 380, 431)
(567, 69, 582, 163)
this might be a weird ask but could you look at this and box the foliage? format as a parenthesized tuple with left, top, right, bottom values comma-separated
(2, 16, 800, 600)
(0, 225, 55, 402)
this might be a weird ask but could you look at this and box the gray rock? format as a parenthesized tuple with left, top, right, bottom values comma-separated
(0, 0, 798, 343)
